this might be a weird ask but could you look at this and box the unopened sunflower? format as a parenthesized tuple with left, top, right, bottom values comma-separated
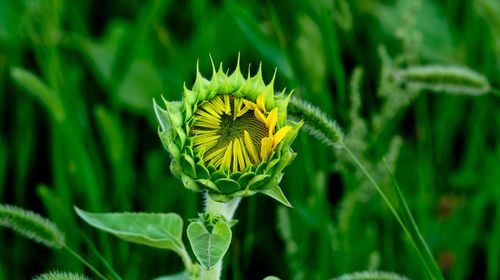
(154, 59, 302, 205)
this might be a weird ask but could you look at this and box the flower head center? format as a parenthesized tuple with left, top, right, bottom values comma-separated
(190, 94, 291, 172)
(218, 112, 267, 149)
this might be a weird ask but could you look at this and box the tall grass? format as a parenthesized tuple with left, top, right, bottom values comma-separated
(1, 0, 499, 279)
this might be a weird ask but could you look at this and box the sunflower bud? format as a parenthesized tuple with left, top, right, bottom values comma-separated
(154, 58, 302, 206)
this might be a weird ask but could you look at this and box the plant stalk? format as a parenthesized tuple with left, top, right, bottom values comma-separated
(205, 194, 242, 221)
(64, 245, 108, 280)
(197, 194, 242, 280)
(342, 144, 444, 280)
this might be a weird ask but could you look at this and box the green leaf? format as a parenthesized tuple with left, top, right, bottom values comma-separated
(0, 204, 65, 249)
(208, 192, 234, 203)
(74, 207, 185, 255)
(263, 277, 281, 280)
(10, 67, 65, 122)
(236, 172, 254, 187)
(214, 178, 240, 194)
(331, 270, 410, 280)
(195, 163, 210, 179)
(154, 98, 172, 132)
(260, 186, 292, 207)
(94, 105, 124, 163)
(79, 21, 127, 84)
(117, 59, 163, 112)
(196, 179, 219, 192)
(152, 271, 187, 280)
(247, 174, 271, 190)
(181, 153, 197, 178)
(187, 221, 232, 269)
(182, 174, 201, 192)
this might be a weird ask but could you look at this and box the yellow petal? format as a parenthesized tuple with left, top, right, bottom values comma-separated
(260, 137, 273, 161)
(256, 92, 266, 112)
(205, 146, 226, 167)
(220, 140, 233, 170)
(232, 139, 245, 172)
(272, 126, 291, 148)
(191, 129, 219, 135)
(192, 134, 220, 145)
(243, 100, 256, 110)
(243, 130, 259, 163)
(223, 95, 231, 115)
(235, 104, 249, 118)
(193, 120, 220, 129)
(254, 108, 267, 123)
(212, 156, 224, 169)
(266, 108, 278, 136)
(196, 109, 220, 122)
(192, 131, 220, 153)
(203, 102, 223, 116)
(193, 139, 218, 153)
(233, 98, 241, 120)
(238, 137, 252, 168)
(211, 96, 226, 113)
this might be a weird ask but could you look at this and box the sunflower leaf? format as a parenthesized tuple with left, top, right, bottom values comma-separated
(74, 207, 186, 256)
(187, 221, 232, 269)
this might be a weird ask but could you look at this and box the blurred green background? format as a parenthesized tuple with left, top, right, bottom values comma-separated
(1, 0, 499, 279)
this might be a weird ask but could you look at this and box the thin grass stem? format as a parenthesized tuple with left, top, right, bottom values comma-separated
(64, 246, 108, 280)
(80, 234, 122, 280)
(342, 144, 444, 280)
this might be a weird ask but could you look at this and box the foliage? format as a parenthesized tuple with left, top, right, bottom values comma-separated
(1, 0, 499, 279)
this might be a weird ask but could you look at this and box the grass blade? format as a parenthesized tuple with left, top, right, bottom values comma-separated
(80, 233, 123, 280)
(383, 159, 444, 280)
(9, 67, 65, 122)
(224, 0, 293, 79)
(342, 146, 443, 280)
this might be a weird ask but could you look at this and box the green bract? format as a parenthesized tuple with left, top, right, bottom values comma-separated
(154, 59, 302, 206)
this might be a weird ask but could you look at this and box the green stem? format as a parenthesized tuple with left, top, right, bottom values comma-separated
(342, 144, 443, 280)
(205, 194, 242, 221)
(64, 245, 108, 280)
(178, 243, 193, 270)
(342, 144, 404, 227)
(199, 262, 222, 280)
(197, 194, 242, 280)
(80, 234, 123, 280)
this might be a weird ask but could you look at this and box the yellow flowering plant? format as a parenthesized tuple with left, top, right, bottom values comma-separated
(154, 58, 302, 206)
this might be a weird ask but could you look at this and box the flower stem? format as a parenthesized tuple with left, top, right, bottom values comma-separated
(199, 262, 222, 280)
(64, 245, 108, 280)
(197, 194, 241, 280)
(341, 144, 402, 225)
(178, 243, 193, 270)
(205, 194, 242, 221)
(342, 144, 444, 280)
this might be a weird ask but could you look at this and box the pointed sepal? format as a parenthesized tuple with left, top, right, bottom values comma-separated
(260, 186, 292, 207)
